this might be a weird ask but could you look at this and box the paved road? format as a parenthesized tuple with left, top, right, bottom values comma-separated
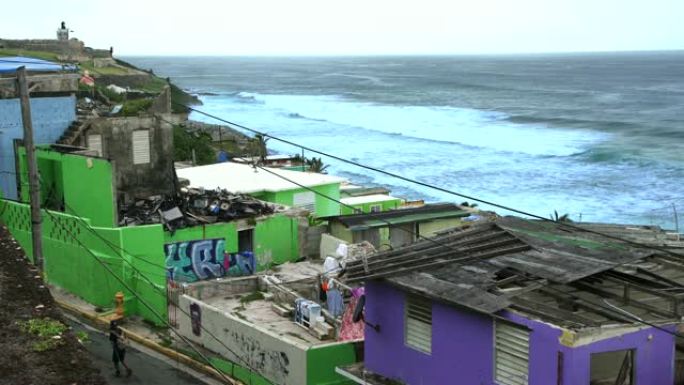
(67, 320, 221, 385)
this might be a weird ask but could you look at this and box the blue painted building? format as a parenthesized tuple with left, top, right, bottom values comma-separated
(0, 57, 78, 199)
(0, 95, 76, 199)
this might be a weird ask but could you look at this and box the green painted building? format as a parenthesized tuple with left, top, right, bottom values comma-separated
(328, 203, 470, 251)
(340, 194, 404, 215)
(176, 162, 345, 217)
(0, 147, 304, 325)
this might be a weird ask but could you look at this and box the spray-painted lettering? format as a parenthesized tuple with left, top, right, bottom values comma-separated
(165, 239, 257, 282)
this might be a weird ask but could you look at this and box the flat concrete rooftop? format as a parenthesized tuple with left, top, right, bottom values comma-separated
(203, 294, 328, 348)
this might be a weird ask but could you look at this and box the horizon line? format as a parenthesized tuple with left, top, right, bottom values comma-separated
(118, 48, 684, 58)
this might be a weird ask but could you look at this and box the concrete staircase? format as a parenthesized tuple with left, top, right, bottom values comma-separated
(57, 115, 92, 146)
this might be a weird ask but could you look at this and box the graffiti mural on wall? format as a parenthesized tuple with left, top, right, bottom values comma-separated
(223, 327, 291, 384)
(164, 238, 257, 282)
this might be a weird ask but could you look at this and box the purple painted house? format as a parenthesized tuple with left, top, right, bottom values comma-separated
(337, 217, 684, 385)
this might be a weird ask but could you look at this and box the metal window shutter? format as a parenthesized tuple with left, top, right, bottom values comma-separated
(87, 134, 102, 156)
(405, 296, 432, 353)
(293, 191, 315, 212)
(132, 130, 150, 165)
(495, 321, 530, 385)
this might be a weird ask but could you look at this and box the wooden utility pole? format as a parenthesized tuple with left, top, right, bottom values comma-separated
(673, 203, 680, 241)
(17, 66, 44, 271)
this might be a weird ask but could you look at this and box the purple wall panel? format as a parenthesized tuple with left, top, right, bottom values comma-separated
(365, 280, 495, 384)
(364, 281, 675, 385)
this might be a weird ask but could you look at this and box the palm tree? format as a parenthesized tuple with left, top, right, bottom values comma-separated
(550, 210, 572, 222)
(250, 134, 269, 163)
(306, 157, 329, 173)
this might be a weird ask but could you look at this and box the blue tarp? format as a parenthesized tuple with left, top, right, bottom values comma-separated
(0, 56, 77, 74)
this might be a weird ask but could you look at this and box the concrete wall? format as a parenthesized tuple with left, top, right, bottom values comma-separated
(164, 214, 301, 283)
(320, 233, 348, 260)
(0, 96, 75, 199)
(178, 294, 308, 385)
(0, 198, 168, 325)
(16, 148, 118, 227)
(85, 115, 174, 202)
(183, 276, 260, 301)
(364, 281, 676, 385)
(0, 38, 88, 61)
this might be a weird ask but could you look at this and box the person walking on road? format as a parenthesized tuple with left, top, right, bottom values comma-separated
(109, 321, 132, 377)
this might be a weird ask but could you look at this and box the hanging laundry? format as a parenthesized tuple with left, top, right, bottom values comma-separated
(327, 288, 344, 317)
(319, 283, 327, 302)
(338, 294, 365, 341)
(336, 243, 348, 258)
(323, 256, 339, 275)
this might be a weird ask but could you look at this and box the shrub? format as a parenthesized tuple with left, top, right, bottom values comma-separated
(17, 317, 67, 352)
(121, 98, 153, 116)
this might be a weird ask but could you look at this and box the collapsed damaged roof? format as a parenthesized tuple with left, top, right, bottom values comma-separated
(343, 217, 684, 329)
(119, 188, 280, 229)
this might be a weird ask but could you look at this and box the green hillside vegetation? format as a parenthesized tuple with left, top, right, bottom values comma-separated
(0, 48, 60, 61)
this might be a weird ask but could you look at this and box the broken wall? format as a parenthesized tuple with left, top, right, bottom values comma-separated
(178, 294, 307, 385)
(320, 233, 348, 260)
(85, 115, 174, 202)
(183, 276, 260, 301)
(16, 148, 117, 227)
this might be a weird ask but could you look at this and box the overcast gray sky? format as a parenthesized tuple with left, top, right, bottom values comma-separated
(2, 0, 683, 55)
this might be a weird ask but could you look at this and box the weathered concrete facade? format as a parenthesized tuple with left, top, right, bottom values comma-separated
(84, 115, 175, 201)
(176, 276, 361, 385)
(178, 293, 307, 385)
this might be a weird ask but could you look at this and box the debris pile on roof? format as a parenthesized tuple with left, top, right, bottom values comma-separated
(119, 188, 276, 229)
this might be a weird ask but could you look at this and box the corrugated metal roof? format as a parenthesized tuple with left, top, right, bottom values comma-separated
(329, 203, 467, 228)
(343, 217, 684, 328)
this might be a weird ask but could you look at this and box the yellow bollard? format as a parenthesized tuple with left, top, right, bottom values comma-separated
(115, 291, 125, 317)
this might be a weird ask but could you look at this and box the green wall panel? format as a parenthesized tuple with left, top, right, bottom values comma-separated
(306, 342, 359, 385)
(340, 197, 402, 215)
(254, 215, 299, 266)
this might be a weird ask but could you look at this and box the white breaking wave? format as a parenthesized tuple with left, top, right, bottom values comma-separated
(231, 92, 608, 157)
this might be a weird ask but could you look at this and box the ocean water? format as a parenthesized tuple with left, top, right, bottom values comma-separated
(126, 53, 684, 229)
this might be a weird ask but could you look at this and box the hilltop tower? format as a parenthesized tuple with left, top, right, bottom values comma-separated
(56, 21, 69, 41)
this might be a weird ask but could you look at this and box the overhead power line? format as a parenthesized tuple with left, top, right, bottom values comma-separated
(36, 203, 239, 385)
(176, 103, 684, 259)
(39, 188, 271, 385)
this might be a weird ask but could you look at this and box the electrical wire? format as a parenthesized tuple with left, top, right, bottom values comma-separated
(175, 103, 684, 259)
(4, 97, 684, 362)
(41, 184, 264, 385)
(38, 205, 239, 385)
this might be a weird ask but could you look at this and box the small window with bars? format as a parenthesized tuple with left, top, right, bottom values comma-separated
(494, 320, 530, 385)
(293, 191, 315, 212)
(405, 295, 432, 354)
